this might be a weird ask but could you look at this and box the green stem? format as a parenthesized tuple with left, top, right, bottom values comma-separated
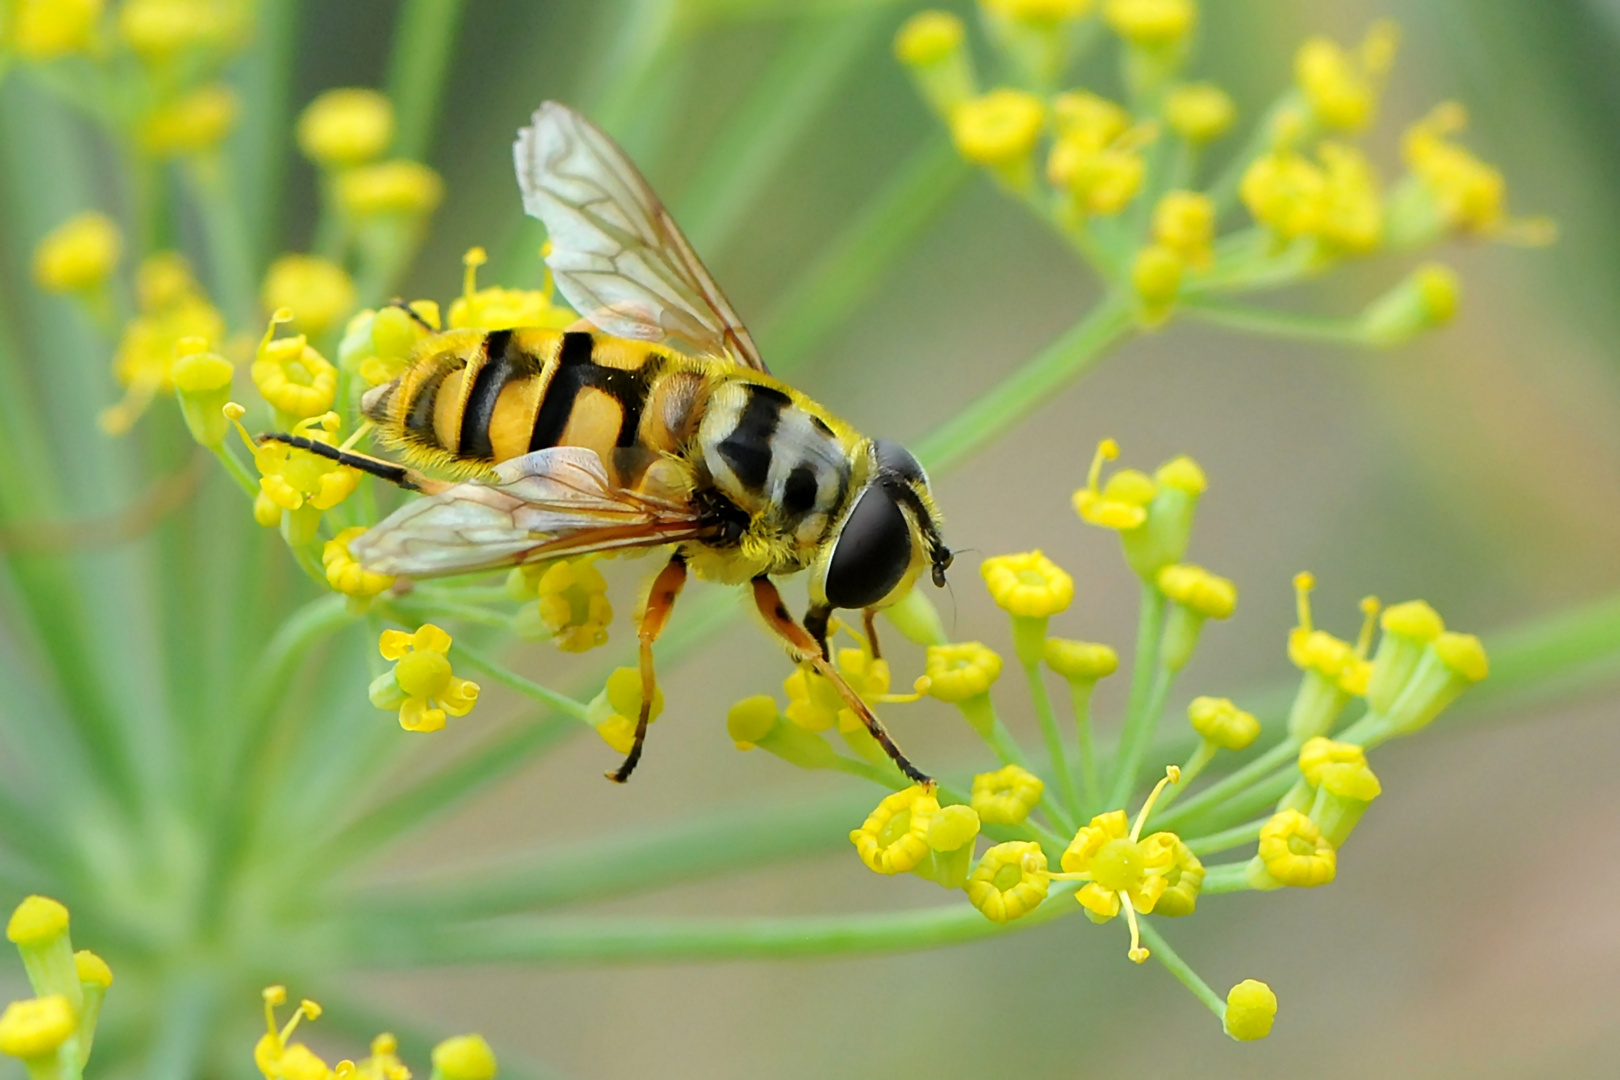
(1067, 682, 1102, 817)
(1152, 738, 1297, 834)
(351, 885, 1081, 967)
(1199, 862, 1251, 894)
(1138, 922, 1225, 1018)
(1150, 737, 1215, 819)
(913, 296, 1134, 472)
(1184, 817, 1264, 857)
(1107, 584, 1167, 808)
(449, 643, 591, 721)
(1023, 661, 1082, 829)
(210, 444, 258, 498)
(1182, 299, 1367, 345)
(385, 0, 469, 161)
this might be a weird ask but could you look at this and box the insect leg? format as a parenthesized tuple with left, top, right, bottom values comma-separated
(609, 553, 688, 784)
(751, 577, 933, 788)
(803, 604, 832, 662)
(862, 608, 883, 661)
(256, 433, 444, 493)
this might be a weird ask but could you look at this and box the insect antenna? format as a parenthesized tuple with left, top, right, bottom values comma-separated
(257, 433, 423, 491)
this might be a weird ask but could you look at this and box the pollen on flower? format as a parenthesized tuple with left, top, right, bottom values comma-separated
(253, 310, 339, 418)
(369, 624, 480, 733)
(262, 255, 358, 337)
(298, 88, 396, 169)
(980, 551, 1074, 618)
(966, 841, 1050, 923)
(850, 786, 941, 875)
(33, 211, 121, 294)
(1253, 809, 1336, 888)
(323, 527, 394, 600)
(1073, 439, 1156, 530)
(0, 995, 75, 1061)
(1224, 979, 1278, 1041)
(1166, 83, 1236, 144)
(971, 764, 1045, 825)
(1187, 696, 1259, 751)
(951, 89, 1046, 168)
(924, 642, 1003, 702)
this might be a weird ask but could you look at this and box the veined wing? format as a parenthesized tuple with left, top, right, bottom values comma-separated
(513, 100, 768, 373)
(350, 447, 705, 578)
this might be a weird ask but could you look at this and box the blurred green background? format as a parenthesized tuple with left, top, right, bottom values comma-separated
(6, 0, 1620, 1076)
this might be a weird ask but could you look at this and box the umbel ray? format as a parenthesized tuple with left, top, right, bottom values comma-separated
(265, 102, 953, 785)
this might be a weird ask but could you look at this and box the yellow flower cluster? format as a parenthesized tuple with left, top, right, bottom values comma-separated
(1, 896, 113, 1077)
(256, 985, 498, 1080)
(102, 253, 226, 434)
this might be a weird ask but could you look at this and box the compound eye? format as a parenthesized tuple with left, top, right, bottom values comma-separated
(874, 439, 926, 485)
(824, 486, 913, 610)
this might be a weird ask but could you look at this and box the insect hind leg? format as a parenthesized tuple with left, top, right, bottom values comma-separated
(610, 553, 688, 784)
(256, 433, 427, 492)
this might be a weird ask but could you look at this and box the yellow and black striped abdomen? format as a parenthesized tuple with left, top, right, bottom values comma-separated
(364, 327, 696, 476)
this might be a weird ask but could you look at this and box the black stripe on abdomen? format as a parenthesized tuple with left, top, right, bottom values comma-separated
(529, 331, 595, 451)
(405, 365, 451, 448)
(457, 329, 514, 460)
(717, 384, 787, 492)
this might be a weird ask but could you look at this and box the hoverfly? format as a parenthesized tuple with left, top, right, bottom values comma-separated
(273, 103, 952, 784)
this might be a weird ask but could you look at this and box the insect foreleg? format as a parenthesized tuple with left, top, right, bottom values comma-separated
(609, 552, 688, 784)
(256, 433, 444, 493)
(751, 577, 933, 789)
(862, 608, 883, 661)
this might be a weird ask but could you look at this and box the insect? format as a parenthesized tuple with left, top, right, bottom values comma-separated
(271, 102, 952, 785)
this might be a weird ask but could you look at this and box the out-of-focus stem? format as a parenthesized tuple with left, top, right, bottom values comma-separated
(386, 0, 469, 161)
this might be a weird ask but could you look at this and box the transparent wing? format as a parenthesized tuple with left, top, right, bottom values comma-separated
(350, 447, 705, 579)
(513, 101, 768, 372)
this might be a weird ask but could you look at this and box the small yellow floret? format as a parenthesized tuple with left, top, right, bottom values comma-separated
(1152, 837, 1205, 917)
(119, 0, 245, 59)
(262, 255, 357, 337)
(1073, 438, 1156, 529)
(1187, 696, 1259, 751)
(338, 160, 445, 218)
(297, 88, 395, 168)
(980, 0, 1094, 21)
(1043, 638, 1118, 681)
(1242, 149, 1327, 240)
(1297, 737, 1365, 786)
(950, 89, 1045, 167)
(1224, 979, 1278, 1040)
(323, 528, 394, 599)
(1314, 142, 1384, 253)
(1401, 103, 1553, 243)
(589, 666, 665, 755)
(1256, 809, 1336, 887)
(923, 642, 1002, 702)
(1318, 760, 1381, 803)
(927, 804, 982, 852)
(6, 896, 68, 945)
(726, 695, 778, 750)
(141, 83, 239, 156)
(448, 247, 570, 331)
(8, 0, 103, 59)
(850, 786, 941, 875)
(528, 557, 612, 652)
(1154, 455, 1206, 495)
(1157, 564, 1237, 620)
(371, 624, 479, 732)
(1104, 0, 1195, 47)
(1295, 22, 1399, 132)
(894, 10, 964, 66)
(966, 841, 1050, 923)
(33, 212, 121, 293)
(0, 996, 75, 1060)
(971, 764, 1045, 825)
(74, 950, 113, 988)
(1166, 83, 1236, 143)
(103, 253, 225, 434)
(433, 1035, 499, 1080)
(1152, 191, 1215, 267)
(980, 551, 1074, 619)
(253, 312, 338, 419)
(1433, 631, 1489, 683)
(1131, 245, 1183, 318)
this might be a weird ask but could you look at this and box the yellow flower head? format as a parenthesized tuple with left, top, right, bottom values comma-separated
(7, 0, 103, 59)
(1401, 103, 1553, 243)
(1104, 0, 1196, 48)
(346, 301, 441, 387)
(1073, 438, 1156, 530)
(1131, 244, 1182, 323)
(1166, 83, 1235, 144)
(119, 0, 246, 61)
(850, 786, 941, 875)
(924, 641, 1002, 702)
(298, 88, 395, 169)
(951, 89, 1045, 168)
(1152, 190, 1215, 267)
(1294, 21, 1399, 132)
(513, 557, 612, 652)
(238, 412, 360, 534)
(1043, 638, 1118, 681)
(966, 841, 1050, 923)
(448, 247, 572, 332)
(1157, 563, 1237, 620)
(253, 311, 339, 419)
(894, 10, 965, 67)
(33, 211, 121, 294)
(254, 987, 333, 1080)
(1048, 119, 1153, 217)
(323, 527, 394, 600)
(74, 950, 113, 989)
(980, 0, 1094, 23)
(1285, 573, 1368, 693)
(1052, 91, 1129, 148)
(1052, 766, 1184, 961)
(1382, 599, 1444, 644)
(1313, 142, 1384, 253)
(140, 83, 239, 156)
(980, 550, 1074, 619)
(1241, 148, 1327, 240)
(971, 764, 1045, 825)
(1297, 736, 1365, 787)
(726, 695, 779, 751)
(433, 1035, 498, 1080)
(588, 666, 665, 755)
(370, 624, 480, 733)
(1187, 695, 1259, 751)
(338, 160, 445, 218)
(6, 895, 68, 946)
(262, 255, 358, 337)
(0, 996, 75, 1062)
(1224, 979, 1278, 1041)
(1253, 809, 1335, 888)
(103, 253, 225, 434)
(782, 665, 844, 733)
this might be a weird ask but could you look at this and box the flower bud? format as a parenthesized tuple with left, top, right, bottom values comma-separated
(1157, 563, 1237, 671)
(911, 803, 982, 889)
(1166, 83, 1236, 144)
(432, 1034, 498, 1080)
(33, 212, 121, 294)
(1309, 759, 1381, 846)
(298, 88, 395, 169)
(1119, 456, 1206, 580)
(1360, 262, 1460, 346)
(1224, 979, 1277, 1041)
(262, 255, 357, 337)
(171, 337, 235, 447)
(894, 11, 977, 116)
(7, 897, 79, 1014)
(1187, 695, 1259, 751)
(1379, 631, 1487, 738)
(726, 695, 840, 771)
(1366, 600, 1444, 714)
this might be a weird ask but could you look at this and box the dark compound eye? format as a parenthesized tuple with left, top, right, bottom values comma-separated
(824, 486, 914, 610)
(874, 439, 926, 486)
